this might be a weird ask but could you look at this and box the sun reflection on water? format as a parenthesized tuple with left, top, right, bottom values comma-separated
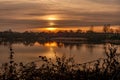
(45, 47, 55, 58)
(43, 42, 58, 58)
(44, 42, 58, 47)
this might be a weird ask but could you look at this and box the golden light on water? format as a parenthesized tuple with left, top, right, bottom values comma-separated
(44, 42, 58, 58)
(47, 47, 55, 58)
(44, 42, 57, 47)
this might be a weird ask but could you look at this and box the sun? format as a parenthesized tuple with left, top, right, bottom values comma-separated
(48, 17, 57, 21)
(46, 27, 57, 31)
(47, 15, 59, 21)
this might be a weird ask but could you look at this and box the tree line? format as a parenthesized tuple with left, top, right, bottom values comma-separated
(0, 27, 120, 43)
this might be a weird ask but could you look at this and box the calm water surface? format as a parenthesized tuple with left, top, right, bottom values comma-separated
(0, 42, 120, 64)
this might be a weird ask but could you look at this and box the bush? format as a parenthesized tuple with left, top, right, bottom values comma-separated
(0, 46, 120, 80)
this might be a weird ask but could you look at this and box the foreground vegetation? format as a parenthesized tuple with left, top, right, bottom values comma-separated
(0, 45, 120, 80)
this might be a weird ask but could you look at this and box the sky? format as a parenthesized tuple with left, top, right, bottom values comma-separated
(0, 0, 120, 31)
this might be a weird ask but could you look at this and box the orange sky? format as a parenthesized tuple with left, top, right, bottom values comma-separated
(32, 26, 120, 33)
(0, 0, 119, 32)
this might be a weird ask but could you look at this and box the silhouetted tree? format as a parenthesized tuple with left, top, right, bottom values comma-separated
(103, 24, 110, 33)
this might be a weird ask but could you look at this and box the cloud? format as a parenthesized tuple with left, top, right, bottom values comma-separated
(0, 0, 119, 31)
(88, 0, 120, 5)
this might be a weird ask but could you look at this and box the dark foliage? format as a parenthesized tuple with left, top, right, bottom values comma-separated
(0, 30, 120, 44)
(0, 45, 120, 80)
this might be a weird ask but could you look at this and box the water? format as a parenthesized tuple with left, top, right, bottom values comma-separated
(0, 42, 120, 64)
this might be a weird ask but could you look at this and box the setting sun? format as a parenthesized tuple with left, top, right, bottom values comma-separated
(46, 15, 59, 21)
(48, 17, 57, 20)
(46, 27, 57, 31)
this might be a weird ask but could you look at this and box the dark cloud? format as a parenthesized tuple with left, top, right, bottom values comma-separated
(88, 0, 120, 5)
(0, 19, 119, 28)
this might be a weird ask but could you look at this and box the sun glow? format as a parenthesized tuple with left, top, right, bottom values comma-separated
(49, 22, 55, 26)
(43, 42, 58, 58)
(44, 42, 57, 47)
(46, 27, 57, 31)
(48, 17, 57, 20)
(47, 15, 59, 21)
